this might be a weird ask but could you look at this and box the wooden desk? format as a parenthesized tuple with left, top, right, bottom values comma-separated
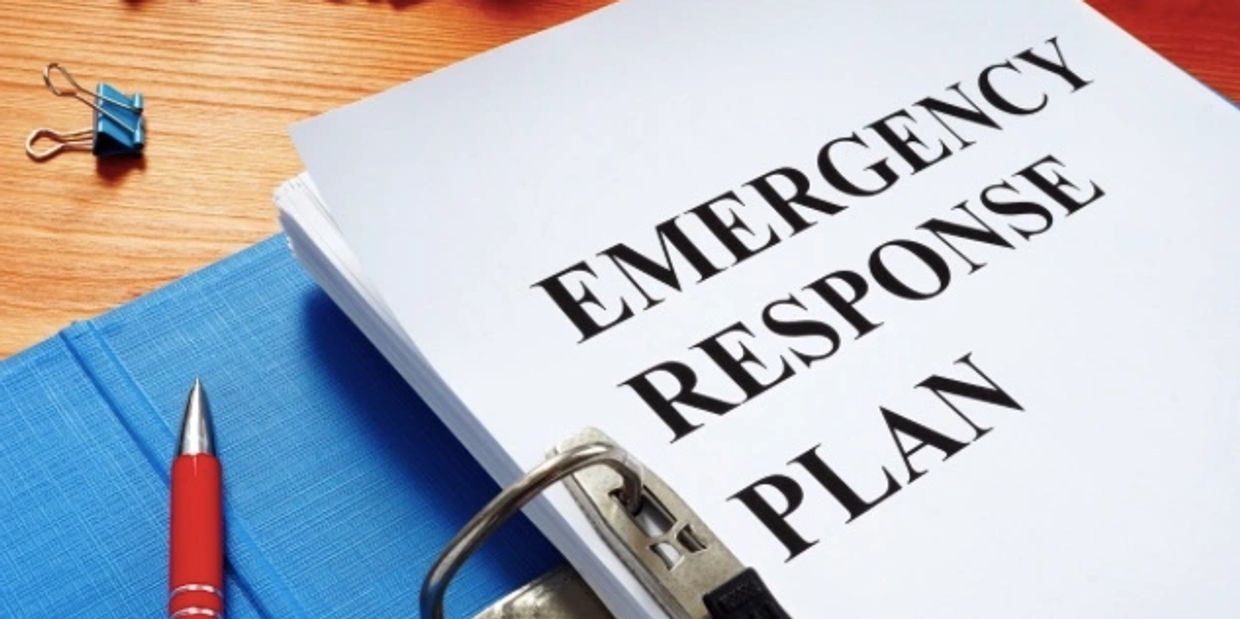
(0, 0, 1235, 358)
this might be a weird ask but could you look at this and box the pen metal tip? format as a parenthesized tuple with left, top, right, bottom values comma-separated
(179, 378, 215, 456)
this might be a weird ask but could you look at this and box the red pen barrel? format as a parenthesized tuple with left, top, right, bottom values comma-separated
(169, 454, 223, 618)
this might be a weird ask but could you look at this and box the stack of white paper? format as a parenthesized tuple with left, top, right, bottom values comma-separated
(277, 1, 1240, 616)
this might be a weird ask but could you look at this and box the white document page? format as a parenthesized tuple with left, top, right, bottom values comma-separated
(292, 1, 1240, 616)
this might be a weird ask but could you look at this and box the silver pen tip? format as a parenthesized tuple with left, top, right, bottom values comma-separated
(178, 377, 215, 456)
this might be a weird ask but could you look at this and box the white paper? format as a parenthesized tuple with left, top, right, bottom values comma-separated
(289, 1, 1240, 616)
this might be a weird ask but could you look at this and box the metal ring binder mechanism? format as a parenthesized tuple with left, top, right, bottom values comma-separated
(423, 428, 792, 619)
(25, 63, 145, 161)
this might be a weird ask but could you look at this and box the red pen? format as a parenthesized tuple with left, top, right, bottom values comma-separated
(169, 378, 224, 619)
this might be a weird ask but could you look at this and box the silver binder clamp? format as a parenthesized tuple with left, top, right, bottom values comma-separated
(421, 428, 791, 619)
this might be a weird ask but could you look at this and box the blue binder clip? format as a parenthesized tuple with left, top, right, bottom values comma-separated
(25, 63, 145, 161)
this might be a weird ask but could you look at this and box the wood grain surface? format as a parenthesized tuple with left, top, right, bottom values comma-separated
(0, 0, 1235, 358)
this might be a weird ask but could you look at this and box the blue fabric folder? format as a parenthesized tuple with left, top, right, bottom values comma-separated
(0, 236, 561, 618)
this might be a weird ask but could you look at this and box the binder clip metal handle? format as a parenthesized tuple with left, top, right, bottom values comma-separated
(422, 428, 792, 619)
(42, 62, 143, 128)
(25, 127, 94, 162)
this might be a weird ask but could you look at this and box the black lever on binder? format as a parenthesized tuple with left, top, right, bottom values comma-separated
(703, 568, 791, 619)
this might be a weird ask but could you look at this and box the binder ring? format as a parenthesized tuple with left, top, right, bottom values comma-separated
(420, 439, 643, 619)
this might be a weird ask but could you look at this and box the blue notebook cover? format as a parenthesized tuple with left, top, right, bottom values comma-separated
(0, 236, 561, 618)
